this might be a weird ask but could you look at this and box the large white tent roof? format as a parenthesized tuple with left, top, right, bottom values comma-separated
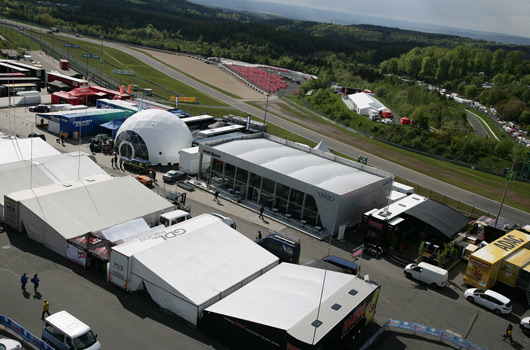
(114, 214, 279, 306)
(9, 175, 174, 240)
(347, 92, 385, 111)
(0, 137, 60, 165)
(210, 137, 385, 195)
(205, 263, 379, 344)
(0, 152, 106, 206)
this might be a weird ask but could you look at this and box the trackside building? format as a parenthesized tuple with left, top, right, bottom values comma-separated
(197, 134, 393, 237)
(201, 263, 381, 350)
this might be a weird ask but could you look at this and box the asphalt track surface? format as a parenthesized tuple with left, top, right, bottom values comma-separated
(11, 20, 530, 224)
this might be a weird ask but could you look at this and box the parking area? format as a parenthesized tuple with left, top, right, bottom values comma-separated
(2, 106, 530, 349)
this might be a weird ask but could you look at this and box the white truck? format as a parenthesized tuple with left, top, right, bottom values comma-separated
(179, 147, 209, 175)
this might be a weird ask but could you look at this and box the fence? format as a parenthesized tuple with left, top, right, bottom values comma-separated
(360, 319, 484, 350)
(0, 314, 54, 350)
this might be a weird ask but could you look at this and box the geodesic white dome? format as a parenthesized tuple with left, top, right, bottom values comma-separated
(114, 109, 193, 165)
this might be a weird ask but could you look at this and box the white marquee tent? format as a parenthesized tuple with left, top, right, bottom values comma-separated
(0, 152, 106, 221)
(109, 214, 279, 326)
(4, 175, 175, 257)
(202, 263, 381, 350)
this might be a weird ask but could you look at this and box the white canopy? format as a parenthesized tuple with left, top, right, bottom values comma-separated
(0, 137, 60, 165)
(8, 175, 174, 256)
(95, 217, 150, 243)
(113, 213, 279, 325)
(204, 263, 380, 344)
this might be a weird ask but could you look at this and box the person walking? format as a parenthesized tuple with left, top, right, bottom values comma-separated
(114, 154, 118, 167)
(111, 157, 115, 168)
(41, 300, 50, 320)
(21, 273, 28, 290)
(151, 168, 157, 182)
(259, 204, 265, 219)
(213, 191, 220, 203)
(31, 274, 40, 292)
(503, 323, 514, 343)
(119, 157, 124, 171)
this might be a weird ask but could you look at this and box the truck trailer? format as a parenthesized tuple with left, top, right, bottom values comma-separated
(179, 147, 210, 175)
(464, 229, 530, 289)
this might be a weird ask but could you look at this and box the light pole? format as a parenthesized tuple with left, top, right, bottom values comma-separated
(99, 35, 104, 82)
(262, 69, 272, 132)
(495, 138, 523, 226)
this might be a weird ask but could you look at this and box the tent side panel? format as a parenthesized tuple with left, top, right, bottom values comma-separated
(144, 280, 200, 326)
(200, 311, 287, 350)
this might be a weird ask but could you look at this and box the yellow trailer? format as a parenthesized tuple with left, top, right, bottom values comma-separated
(464, 229, 530, 288)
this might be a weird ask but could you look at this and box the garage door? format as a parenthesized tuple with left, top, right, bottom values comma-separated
(48, 120, 60, 134)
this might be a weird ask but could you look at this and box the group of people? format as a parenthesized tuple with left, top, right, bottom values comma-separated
(110, 153, 124, 171)
(21, 273, 50, 320)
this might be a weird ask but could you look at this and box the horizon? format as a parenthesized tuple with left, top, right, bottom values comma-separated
(254, 0, 530, 39)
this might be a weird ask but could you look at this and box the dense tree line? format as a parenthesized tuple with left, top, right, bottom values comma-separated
(380, 45, 530, 128)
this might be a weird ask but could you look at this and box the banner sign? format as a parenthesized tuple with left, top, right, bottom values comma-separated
(0, 315, 55, 350)
(178, 96, 197, 103)
(112, 69, 134, 75)
(352, 244, 364, 258)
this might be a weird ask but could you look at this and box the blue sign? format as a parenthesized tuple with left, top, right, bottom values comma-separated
(64, 44, 80, 48)
(82, 54, 100, 59)
(113, 69, 133, 75)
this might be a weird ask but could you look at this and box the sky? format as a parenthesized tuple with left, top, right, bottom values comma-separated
(257, 0, 530, 38)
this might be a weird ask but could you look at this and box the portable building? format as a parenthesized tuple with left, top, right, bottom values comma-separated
(197, 133, 393, 237)
(37, 108, 134, 137)
(362, 194, 468, 246)
(201, 263, 381, 350)
(108, 213, 279, 326)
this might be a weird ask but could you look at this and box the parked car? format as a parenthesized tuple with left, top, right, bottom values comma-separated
(133, 174, 153, 186)
(163, 170, 186, 183)
(520, 317, 530, 336)
(255, 231, 301, 263)
(464, 288, 512, 315)
(0, 338, 22, 350)
(123, 158, 151, 174)
(29, 105, 50, 113)
(28, 132, 46, 141)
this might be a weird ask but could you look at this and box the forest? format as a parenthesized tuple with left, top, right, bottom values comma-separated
(2, 0, 530, 175)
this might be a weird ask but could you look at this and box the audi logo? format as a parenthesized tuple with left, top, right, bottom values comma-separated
(318, 191, 335, 201)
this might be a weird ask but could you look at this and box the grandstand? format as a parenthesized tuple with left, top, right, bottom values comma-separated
(228, 66, 288, 93)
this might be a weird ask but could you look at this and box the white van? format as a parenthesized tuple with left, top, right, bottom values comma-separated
(404, 262, 449, 288)
(210, 213, 236, 229)
(42, 311, 101, 350)
(159, 209, 192, 227)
